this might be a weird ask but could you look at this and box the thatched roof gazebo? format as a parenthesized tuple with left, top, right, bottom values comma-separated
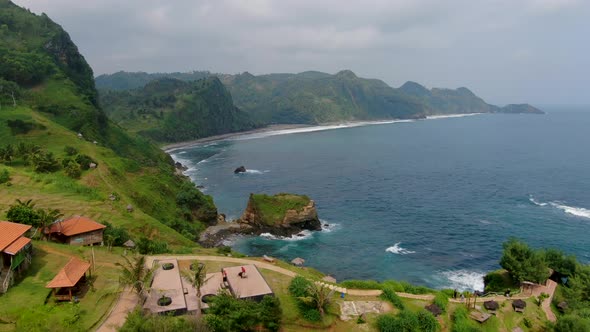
(484, 300, 499, 311)
(425, 304, 442, 317)
(512, 299, 527, 312)
(291, 257, 305, 266)
(46, 257, 91, 301)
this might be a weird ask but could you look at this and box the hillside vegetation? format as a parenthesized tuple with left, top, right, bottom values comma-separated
(96, 70, 544, 129)
(99, 76, 258, 143)
(0, 0, 215, 246)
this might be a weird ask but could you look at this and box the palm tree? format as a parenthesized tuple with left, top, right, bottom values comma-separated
(183, 261, 210, 315)
(298, 283, 335, 318)
(115, 255, 155, 302)
(35, 208, 63, 240)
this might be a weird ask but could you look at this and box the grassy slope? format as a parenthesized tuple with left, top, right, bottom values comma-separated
(0, 242, 124, 332)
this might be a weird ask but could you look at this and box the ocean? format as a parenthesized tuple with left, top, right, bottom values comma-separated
(170, 110, 590, 291)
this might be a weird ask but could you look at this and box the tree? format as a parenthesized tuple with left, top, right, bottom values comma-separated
(35, 208, 63, 240)
(115, 255, 155, 301)
(0, 144, 14, 164)
(298, 283, 334, 318)
(6, 198, 39, 226)
(500, 238, 548, 284)
(182, 261, 209, 316)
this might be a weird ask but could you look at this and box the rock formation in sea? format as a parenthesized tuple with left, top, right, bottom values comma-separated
(199, 193, 321, 247)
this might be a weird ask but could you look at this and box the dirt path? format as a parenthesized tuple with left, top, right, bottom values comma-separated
(95, 287, 138, 332)
(538, 279, 558, 322)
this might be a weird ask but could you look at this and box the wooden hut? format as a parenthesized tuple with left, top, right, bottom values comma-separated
(46, 216, 106, 246)
(512, 299, 527, 313)
(46, 257, 91, 301)
(484, 300, 499, 311)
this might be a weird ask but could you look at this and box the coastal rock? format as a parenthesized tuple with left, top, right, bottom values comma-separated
(234, 166, 246, 174)
(198, 193, 322, 247)
(239, 193, 321, 237)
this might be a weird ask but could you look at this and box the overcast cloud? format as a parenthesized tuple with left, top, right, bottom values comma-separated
(13, 0, 590, 106)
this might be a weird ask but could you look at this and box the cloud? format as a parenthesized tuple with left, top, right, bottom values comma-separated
(12, 0, 590, 105)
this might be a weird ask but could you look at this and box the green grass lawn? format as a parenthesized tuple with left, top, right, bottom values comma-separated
(0, 242, 123, 332)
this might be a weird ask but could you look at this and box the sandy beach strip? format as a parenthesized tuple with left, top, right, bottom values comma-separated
(162, 124, 312, 152)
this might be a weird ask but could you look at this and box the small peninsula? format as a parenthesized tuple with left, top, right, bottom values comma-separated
(199, 193, 321, 247)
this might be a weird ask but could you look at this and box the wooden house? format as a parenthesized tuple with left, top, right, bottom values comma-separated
(46, 216, 106, 246)
(0, 221, 33, 293)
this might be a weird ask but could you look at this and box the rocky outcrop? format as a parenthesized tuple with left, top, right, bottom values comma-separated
(198, 193, 322, 247)
(234, 166, 246, 174)
(239, 195, 321, 236)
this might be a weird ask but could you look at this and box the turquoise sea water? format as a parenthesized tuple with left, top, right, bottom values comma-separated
(171, 111, 590, 291)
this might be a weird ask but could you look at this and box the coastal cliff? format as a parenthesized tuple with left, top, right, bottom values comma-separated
(199, 193, 321, 247)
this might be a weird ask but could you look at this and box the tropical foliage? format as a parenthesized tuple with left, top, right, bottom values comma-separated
(204, 292, 282, 332)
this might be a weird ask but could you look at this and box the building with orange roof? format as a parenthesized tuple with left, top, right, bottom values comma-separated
(0, 221, 33, 293)
(46, 257, 91, 301)
(46, 216, 106, 246)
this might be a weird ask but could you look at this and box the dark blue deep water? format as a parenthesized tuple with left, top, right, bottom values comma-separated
(171, 111, 590, 291)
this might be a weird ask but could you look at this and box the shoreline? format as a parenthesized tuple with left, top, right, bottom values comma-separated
(163, 113, 484, 152)
(162, 124, 312, 152)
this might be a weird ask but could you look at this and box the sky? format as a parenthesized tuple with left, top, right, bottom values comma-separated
(14, 0, 590, 106)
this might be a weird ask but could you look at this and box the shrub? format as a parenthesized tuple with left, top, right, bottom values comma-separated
(433, 292, 449, 312)
(302, 308, 321, 322)
(555, 315, 590, 332)
(0, 169, 10, 184)
(484, 270, 517, 293)
(75, 154, 96, 170)
(63, 146, 78, 156)
(380, 286, 405, 310)
(6, 119, 34, 135)
(102, 221, 130, 247)
(417, 309, 439, 332)
(451, 307, 480, 332)
(216, 246, 232, 255)
(64, 161, 82, 179)
(289, 276, 312, 298)
(382, 280, 405, 292)
(399, 281, 434, 294)
(376, 311, 420, 332)
(137, 237, 169, 255)
(340, 279, 382, 290)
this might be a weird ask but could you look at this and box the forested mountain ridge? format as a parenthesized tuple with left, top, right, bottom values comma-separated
(0, 0, 216, 245)
(99, 76, 259, 143)
(96, 70, 543, 127)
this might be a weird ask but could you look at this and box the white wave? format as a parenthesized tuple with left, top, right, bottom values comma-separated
(425, 113, 483, 120)
(478, 219, 493, 225)
(549, 202, 590, 219)
(440, 270, 485, 292)
(259, 230, 313, 241)
(529, 196, 548, 207)
(320, 221, 340, 233)
(529, 196, 590, 219)
(178, 151, 187, 154)
(385, 242, 416, 255)
(243, 169, 270, 174)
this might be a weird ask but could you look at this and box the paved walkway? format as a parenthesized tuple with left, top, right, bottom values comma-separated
(95, 287, 138, 332)
(534, 279, 557, 322)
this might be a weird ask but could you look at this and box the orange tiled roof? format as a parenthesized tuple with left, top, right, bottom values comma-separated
(4, 237, 31, 255)
(47, 216, 106, 236)
(0, 221, 32, 252)
(45, 257, 91, 288)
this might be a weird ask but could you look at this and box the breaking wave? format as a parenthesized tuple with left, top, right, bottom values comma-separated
(385, 242, 416, 255)
(529, 196, 590, 219)
(439, 270, 485, 292)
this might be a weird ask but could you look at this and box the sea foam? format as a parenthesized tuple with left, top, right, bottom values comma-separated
(440, 270, 485, 292)
(529, 196, 590, 219)
(385, 242, 416, 255)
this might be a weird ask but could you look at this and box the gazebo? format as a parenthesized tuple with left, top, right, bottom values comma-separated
(46, 257, 91, 301)
(512, 299, 527, 313)
(484, 300, 499, 311)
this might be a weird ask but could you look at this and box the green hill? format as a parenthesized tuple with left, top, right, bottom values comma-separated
(95, 70, 211, 91)
(99, 76, 259, 143)
(96, 70, 543, 127)
(0, 0, 216, 246)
